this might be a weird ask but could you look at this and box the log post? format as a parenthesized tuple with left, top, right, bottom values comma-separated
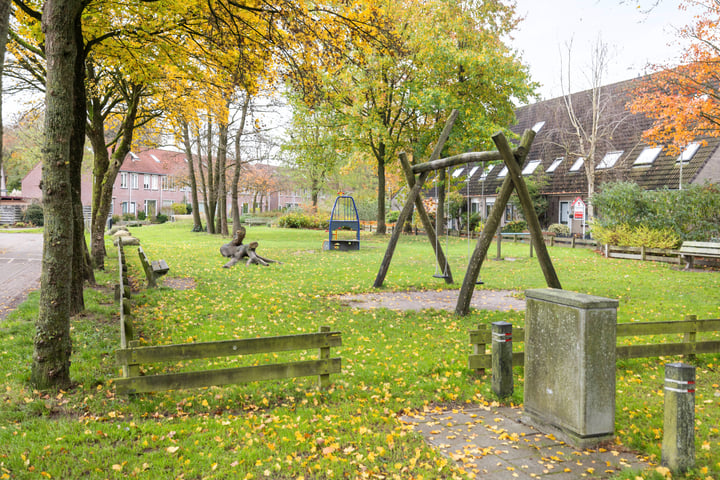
(318, 326, 330, 390)
(399, 153, 453, 284)
(374, 171, 430, 288)
(492, 132, 561, 290)
(455, 130, 535, 316)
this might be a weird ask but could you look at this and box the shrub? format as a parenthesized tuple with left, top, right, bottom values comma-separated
(171, 203, 187, 215)
(502, 220, 527, 233)
(386, 210, 400, 224)
(155, 213, 169, 224)
(592, 224, 680, 249)
(137, 210, 147, 221)
(122, 213, 135, 221)
(278, 212, 329, 229)
(111, 214, 121, 223)
(547, 223, 570, 236)
(23, 204, 44, 226)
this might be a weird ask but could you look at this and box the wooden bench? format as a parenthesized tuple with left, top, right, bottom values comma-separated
(138, 246, 169, 288)
(679, 241, 720, 269)
(244, 218, 271, 227)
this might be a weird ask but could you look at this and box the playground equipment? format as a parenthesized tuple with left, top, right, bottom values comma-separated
(373, 109, 561, 316)
(323, 195, 360, 251)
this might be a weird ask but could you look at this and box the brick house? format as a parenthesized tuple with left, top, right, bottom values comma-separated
(21, 148, 309, 220)
(446, 75, 720, 235)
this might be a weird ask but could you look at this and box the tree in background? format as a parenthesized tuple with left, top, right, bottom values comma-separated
(0, 0, 10, 190)
(629, 0, 720, 153)
(288, 0, 534, 234)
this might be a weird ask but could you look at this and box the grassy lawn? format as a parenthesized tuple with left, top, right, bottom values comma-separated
(1, 221, 719, 479)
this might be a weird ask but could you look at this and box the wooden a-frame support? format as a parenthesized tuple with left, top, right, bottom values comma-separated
(373, 118, 562, 314)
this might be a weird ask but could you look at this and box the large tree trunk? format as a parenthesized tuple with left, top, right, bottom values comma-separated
(375, 142, 387, 234)
(181, 122, 203, 231)
(32, 0, 82, 389)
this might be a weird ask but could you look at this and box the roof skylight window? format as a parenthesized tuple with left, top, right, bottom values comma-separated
(452, 167, 465, 178)
(522, 160, 541, 175)
(468, 166, 479, 177)
(547, 157, 563, 173)
(532, 121, 546, 133)
(597, 151, 623, 169)
(678, 142, 700, 163)
(569, 158, 584, 172)
(480, 165, 494, 180)
(633, 146, 663, 166)
(497, 166, 508, 178)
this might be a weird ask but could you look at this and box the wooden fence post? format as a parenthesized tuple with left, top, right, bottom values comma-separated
(474, 324, 487, 375)
(496, 230, 502, 260)
(127, 340, 140, 379)
(684, 314, 698, 362)
(319, 326, 330, 389)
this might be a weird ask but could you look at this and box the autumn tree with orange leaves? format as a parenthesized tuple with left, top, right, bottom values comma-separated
(629, 0, 720, 154)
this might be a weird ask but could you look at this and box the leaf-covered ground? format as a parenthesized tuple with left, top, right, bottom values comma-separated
(1, 221, 718, 479)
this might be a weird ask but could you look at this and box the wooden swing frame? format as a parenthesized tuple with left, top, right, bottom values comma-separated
(373, 111, 562, 316)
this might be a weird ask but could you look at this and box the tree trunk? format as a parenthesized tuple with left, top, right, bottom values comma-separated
(0, 0, 10, 189)
(181, 122, 203, 231)
(437, 168, 446, 236)
(32, 0, 82, 389)
(69, 11, 90, 311)
(216, 119, 229, 235)
(376, 142, 386, 234)
(231, 95, 250, 230)
(202, 121, 216, 234)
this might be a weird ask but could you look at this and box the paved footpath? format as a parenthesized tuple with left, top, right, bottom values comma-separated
(0, 232, 43, 320)
(399, 404, 653, 479)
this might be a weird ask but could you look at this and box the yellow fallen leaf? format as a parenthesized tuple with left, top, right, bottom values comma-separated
(166, 446, 180, 454)
(112, 465, 122, 471)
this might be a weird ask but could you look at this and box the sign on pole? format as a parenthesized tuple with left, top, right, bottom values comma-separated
(571, 197, 586, 237)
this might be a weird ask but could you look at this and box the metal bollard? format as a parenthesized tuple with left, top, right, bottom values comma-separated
(662, 362, 696, 473)
(491, 321, 513, 398)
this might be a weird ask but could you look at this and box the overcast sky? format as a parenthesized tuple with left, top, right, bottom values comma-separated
(509, 0, 703, 101)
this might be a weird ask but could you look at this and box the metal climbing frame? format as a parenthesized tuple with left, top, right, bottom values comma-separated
(323, 195, 360, 251)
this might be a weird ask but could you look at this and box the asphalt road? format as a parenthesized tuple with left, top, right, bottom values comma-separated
(0, 232, 43, 320)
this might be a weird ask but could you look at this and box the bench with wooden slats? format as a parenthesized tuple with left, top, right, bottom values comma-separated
(678, 241, 720, 269)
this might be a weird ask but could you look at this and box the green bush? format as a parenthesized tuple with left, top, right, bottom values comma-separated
(137, 210, 147, 221)
(592, 224, 680, 249)
(547, 223, 570, 236)
(155, 213, 169, 224)
(502, 220, 527, 233)
(592, 181, 720, 241)
(278, 212, 329, 229)
(122, 213, 135, 221)
(186, 203, 193, 215)
(171, 203, 187, 215)
(386, 210, 400, 224)
(23, 204, 44, 226)
(111, 214, 121, 223)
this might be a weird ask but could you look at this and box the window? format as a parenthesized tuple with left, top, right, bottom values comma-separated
(144, 174, 151, 190)
(480, 164, 494, 180)
(532, 121, 546, 132)
(505, 205, 514, 222)
(497, 166, 508, 178)
(547, 157, 563, 173)
(678, 142, 700, 163)
(467, 166, 479, 177)
(569, 158, 584, 172)
(634, 146, 663, 166)
(452, 167, 465, 178)
(121, 202, 136, 214)
(485, 199, 495, 219)
(597, 151, 623, 169)
(131, 173, 138, 189)
(151, 175, 159, 190)
(120, 172, 128, 189)
(522, 160, 541, 175)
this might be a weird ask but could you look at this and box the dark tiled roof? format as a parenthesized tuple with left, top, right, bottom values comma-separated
(458, 75, 720, 197)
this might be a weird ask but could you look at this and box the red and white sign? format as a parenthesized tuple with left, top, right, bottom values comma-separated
(571, 197, 585, 220)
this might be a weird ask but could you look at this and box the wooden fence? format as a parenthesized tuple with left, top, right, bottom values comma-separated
(112, 242, 342, 395)
(603, 245, 680, 264)
(114, 327, 342, 395)
(469, 315, 720, 371)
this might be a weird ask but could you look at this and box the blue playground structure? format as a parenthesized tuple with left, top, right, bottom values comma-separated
(323, 195, 360, 251)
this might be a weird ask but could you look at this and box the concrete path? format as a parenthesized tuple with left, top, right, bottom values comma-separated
(0, 232, 43, 320)
(399, 405, 653, 479)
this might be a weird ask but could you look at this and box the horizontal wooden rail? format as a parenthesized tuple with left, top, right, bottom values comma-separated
(114, 358, 342, 395)
(116, 330, 342, 364)
(469, 317, 720, 371)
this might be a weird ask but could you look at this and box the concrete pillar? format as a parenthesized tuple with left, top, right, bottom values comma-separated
(662, 363, 696, 473)
(491, 321, 513, 398)
(523, 288, 618, 448)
